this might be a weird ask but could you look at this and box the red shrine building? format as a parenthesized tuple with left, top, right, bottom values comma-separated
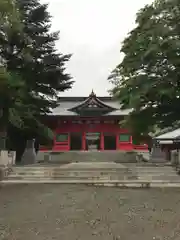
(41, 91, 147, 151)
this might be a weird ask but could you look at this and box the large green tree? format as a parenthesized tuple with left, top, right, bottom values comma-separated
(0, 0, 73, 154)
(109, 0, 180, 141)
(0, 0, 27, 149)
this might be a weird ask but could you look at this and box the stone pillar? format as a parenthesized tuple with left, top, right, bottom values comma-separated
(21, 139, 37, 165)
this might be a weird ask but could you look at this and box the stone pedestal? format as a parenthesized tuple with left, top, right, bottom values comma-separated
(21, 139, 36, 165)
(0, 150, 16, 180)
(0, 150, 16, 167)
(150, 146, 167, 162)
(171, 150, 180, 167)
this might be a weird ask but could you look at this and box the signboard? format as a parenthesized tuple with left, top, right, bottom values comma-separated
(86, 132, 100, 140)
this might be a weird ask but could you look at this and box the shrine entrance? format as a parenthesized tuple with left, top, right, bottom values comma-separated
(85, 132, 100, 151)
(70, 132, 82, 150)
(104, 133, 116, 150)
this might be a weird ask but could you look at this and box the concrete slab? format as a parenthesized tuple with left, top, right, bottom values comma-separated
(59, 162, 126, 169)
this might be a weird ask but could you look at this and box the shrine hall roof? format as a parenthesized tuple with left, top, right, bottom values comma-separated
(155, 128, 180, 140)
(49, 92, 131, 116)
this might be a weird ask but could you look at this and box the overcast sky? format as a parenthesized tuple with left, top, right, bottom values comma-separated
(40, 0, 154, 96)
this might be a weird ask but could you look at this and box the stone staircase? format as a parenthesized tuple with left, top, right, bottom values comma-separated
(1, 162, 180, 188)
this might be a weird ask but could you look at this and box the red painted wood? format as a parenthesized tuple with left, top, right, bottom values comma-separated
(53, 131, 69, 151)
(53, 144, 69, 151)
(100, 132, 104, 150)
(118, 143, 133, 151)
(82, 132, 86, 151)
(116, 135, 119, 150)
(40, 119, 148, 151)
(53, 122, 129, 151)
(133, 145, 148, 151)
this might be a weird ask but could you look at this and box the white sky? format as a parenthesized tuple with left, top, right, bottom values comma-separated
(40, 0, 154, 96)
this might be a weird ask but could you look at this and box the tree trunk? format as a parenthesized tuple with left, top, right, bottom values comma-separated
(0, 130, 7, 150)
(0, 107, 9, 150)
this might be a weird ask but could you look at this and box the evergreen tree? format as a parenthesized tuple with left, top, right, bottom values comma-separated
(0, 0, 73, 153)
(0, 0, 26, 149)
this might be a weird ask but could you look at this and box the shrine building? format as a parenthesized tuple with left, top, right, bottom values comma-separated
(40, 90, 147, 151)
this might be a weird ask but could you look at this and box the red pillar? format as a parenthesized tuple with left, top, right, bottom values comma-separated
(116, 134, 119, 150)
(100, 132, 104, 150)
(130, 135, 133, 149)
(68, 133, 70, 151)
(82, 132, 86, 151)
(53, 131, 56, 150)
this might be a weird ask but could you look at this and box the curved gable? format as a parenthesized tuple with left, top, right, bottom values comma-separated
(68, 90, 117, 114)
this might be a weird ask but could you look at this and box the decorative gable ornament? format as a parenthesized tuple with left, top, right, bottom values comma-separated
(68, 90, 117, 115)
(87, 99, 98, 108)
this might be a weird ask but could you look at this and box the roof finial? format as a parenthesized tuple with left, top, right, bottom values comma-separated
(90, 89, 95, 97)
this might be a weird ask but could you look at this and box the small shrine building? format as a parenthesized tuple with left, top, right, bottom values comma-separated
(40, 91, 147, 151)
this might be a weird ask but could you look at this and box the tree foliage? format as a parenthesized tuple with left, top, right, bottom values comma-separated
(0, 0, 73, 150)
(109, 0, 180, 140)
(0, 0, 26, 149)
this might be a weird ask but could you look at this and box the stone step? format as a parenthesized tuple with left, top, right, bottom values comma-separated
(10, 170, 177, 176)
(5, 173, 130, 177)
(11, 166, 175, 171)
(6, 177, 180, 183)
(5, 176, 139, 181)
(7, 173, 179, 178)
(9, 170, 135, 175)
(4, 162, 180, 188)
(13, 163, 172, 168)
(137, 176, 180, 180)
(2, 179, 180, 188)
(8, 171, 178, 176)
(7, 172, 137, 179)
(7, 174, 136, 179)
(135, 167, 175, 170)
(135, 173, 177, 176)
(6, 172, 179, 181)
(8, 171, 135, 176)
(7, 165, 178, 177)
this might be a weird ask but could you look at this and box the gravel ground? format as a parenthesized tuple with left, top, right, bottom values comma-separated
(0, 185, 180, 240)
